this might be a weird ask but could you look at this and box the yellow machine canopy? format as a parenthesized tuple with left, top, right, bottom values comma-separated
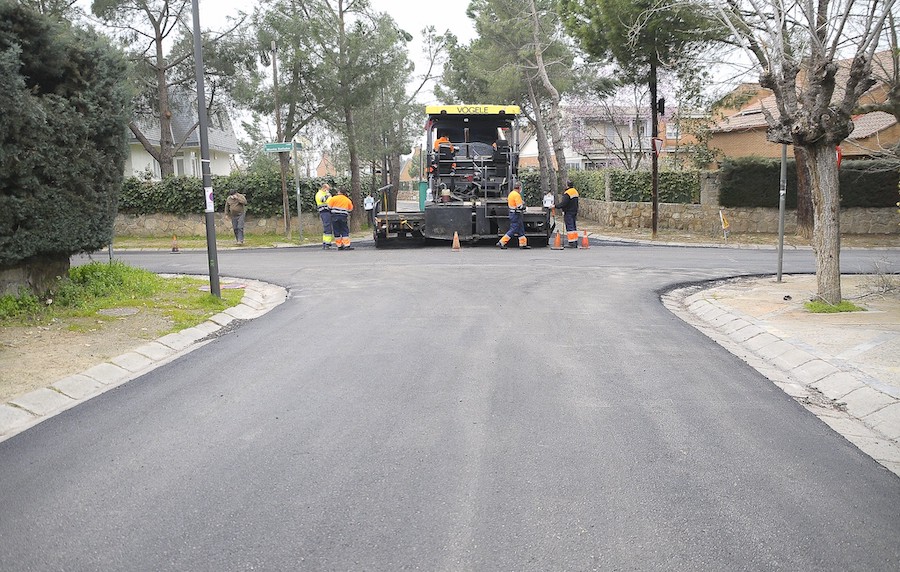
(426, 104, 521, 117)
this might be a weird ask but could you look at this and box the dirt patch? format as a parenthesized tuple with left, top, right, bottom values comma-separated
(0, 311, 173, 402)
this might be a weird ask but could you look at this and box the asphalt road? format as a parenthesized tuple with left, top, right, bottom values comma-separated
(1, 240, 899, 571)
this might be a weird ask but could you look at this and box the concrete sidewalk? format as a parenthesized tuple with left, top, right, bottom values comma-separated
(0, 278, 287, 443)
(664, 273, 900, 477)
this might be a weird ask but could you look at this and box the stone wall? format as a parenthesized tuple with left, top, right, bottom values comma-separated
(580, 199, 898, 235)
(114, 212, 321, 238)
(114, 199, 898, 238)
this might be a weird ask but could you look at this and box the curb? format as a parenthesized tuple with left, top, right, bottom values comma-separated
(662, 282, 900, 478)
(0, 277, 287, 444)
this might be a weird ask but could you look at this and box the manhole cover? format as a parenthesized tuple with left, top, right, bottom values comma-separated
(98, 307, 140, 317)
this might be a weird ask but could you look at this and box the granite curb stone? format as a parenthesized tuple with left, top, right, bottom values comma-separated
(10, 388, 73, 417)
(52, 374, 106, 400)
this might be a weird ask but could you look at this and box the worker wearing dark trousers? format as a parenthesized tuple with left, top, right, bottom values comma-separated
(315, 183, 334, 249)
(558, 180, 580, 248)
(497, 182, 530, 249)
(327, 188, 354, 250)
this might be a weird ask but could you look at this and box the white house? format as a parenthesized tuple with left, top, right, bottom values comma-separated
(124, 91, 240, 179)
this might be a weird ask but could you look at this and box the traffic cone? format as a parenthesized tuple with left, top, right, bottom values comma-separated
(451, 231, 461, 251)
(170, 234, 180, 254)
(581, 230, 590, 249)
(550, 230, 563, 250)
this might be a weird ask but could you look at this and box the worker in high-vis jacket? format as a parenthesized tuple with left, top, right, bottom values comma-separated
(497, 181, 531, 250)
(315, 183, 334, 249)
(557, 180, 580, 248)
(327, 188, 354, 250)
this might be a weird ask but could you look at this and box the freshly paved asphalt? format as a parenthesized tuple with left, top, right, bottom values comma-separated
(0, 238, 898, 571)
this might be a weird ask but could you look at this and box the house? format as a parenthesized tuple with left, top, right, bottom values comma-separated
(124, 90, 240, 179)
(708, 54, 899, 163)
(519, 106, 656, 171)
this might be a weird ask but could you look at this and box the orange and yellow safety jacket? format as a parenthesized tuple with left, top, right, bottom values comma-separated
(558, 186, 579, 215)
(434, 136, 453, 151)
(315, 187, 332, 212)
(507, 189, 526, 213)
(327, 194, 354, 217)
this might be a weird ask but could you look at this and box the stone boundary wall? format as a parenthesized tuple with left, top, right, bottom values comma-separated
(580, 199, 898, 235)
(115, 202, 897, 238)
(114, 212, 321, 238)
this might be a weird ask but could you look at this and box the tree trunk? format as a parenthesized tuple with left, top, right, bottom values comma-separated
(527, 82, 554, 194)
(155, 39, 175, 178)
(278, 152, 291, 237)
(805, 144, 842, 304)
(527, 0, 567, 191)
(344, 106, 362, 232)
(390, 154, 401, 197)
(794, 146, 813, 239)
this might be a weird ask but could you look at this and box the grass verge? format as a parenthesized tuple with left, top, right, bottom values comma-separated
(0, 261, 244, 334)
(804, 300, 866, 313)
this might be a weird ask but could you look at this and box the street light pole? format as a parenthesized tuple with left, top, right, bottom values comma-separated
(191, 0, 220, 298)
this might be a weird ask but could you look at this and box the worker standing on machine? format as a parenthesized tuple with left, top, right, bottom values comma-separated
(558, 180, 580, 248)
(327, 188, 355, 250)
(497, 181, 530, 250)
(315, 183, 334, 249)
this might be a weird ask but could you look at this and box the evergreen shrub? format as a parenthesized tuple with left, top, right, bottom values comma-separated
(119, 172, 351, 218)
(520, 168, 699, 204)
(0, 3, 130, 268)
(719, 156, 898, 208)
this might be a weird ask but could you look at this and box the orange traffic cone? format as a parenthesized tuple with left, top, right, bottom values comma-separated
(451, 231, 461, 251)
(551, 230, 563, 250)
(171, 234, 180, 254)
(581, 230, 590, 249)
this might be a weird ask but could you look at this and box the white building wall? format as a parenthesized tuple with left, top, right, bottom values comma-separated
(126, 144, 234, 179)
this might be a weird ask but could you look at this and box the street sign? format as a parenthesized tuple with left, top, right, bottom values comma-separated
(264, 142, 296, 153)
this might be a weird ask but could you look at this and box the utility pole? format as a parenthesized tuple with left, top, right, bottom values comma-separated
(272, 40, 291, 238)
(649, 60, 659, 240)
(191, 0, 220, 297)
(777, 143, 787, 282)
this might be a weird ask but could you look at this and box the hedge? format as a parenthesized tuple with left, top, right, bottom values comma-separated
(719, 156, 899, 208)
(119, 172, 350, 217)
(520, 168, 700, 204)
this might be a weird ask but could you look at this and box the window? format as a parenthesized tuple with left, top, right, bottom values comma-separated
(665, 123, 680, 140)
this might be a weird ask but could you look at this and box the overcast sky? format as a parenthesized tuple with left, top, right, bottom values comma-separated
(203, 0, 477, 82)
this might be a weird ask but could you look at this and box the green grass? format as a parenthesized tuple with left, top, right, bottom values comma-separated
(804, 299, 866, 313)
(0, 261, 244, 333)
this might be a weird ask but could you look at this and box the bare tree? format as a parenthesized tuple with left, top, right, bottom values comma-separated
(568, 86, 651, 171)
(713, 0, 897, 304)
(91, 0, 249, 178)
(527, 0, 568, 191)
